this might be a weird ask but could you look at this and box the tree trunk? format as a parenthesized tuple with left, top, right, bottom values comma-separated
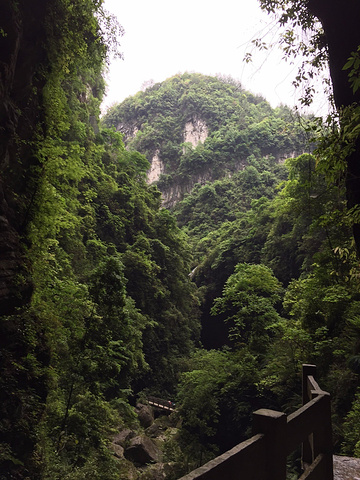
(308, 0, 360, 252)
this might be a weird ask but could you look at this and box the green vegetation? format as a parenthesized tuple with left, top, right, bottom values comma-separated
(102, 72, 360, 475)
(1, 2, 198, 478)
(2, 1, 360, 479)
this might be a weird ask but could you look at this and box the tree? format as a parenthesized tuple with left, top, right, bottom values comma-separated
(177, 348, 259, 465)
(261, 153, 346, 284)
(258, 0, 360, 253)
(211, 263, 283, 354)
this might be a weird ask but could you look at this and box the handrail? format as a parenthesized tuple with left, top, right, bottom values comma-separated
(177, 364, 333, 480)
(147, 396, 175, 411)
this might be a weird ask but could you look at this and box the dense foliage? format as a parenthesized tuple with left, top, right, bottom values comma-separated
(170, 150, 360, 474)
(0, 2, 199, 479)
(3, 1, 360, 478)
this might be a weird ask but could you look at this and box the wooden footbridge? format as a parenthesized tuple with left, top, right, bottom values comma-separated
(178, 364, 334, 480)
(147, 396, 176, 412)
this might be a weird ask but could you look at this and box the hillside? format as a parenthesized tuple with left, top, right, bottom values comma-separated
(102, 73, 309, 207)
(102, 72, 314, 350)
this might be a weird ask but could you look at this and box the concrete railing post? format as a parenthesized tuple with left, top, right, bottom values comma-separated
(302, 364, 317, 467)
(253, 409, 287, 480)
(313, 393, 334, 479)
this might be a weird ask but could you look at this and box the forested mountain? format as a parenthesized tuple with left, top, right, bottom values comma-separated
(102, 73, 309, 207)
(2, 2, 360, 480)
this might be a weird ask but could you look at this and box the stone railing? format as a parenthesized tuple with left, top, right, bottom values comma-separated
(178, 364, 333, 480)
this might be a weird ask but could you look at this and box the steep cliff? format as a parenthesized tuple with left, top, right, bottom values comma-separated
(0, 0, 51, 314)
(0, 5, 202, 478)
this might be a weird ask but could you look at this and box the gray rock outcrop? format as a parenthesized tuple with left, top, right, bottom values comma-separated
(124, 435, 161, 466)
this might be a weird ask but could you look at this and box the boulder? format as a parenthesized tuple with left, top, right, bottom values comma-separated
(110, 443, 124, 459)
(146, 421, 163, 438)
(113, 428, 136, 447)
(124, 435, 161, 466)
(136, 403, 154, 428)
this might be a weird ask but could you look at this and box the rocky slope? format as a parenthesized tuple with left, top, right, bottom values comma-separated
(112, 402, 183, 480)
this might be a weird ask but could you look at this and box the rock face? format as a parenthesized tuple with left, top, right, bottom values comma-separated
(183, 117, 208, 147)
(0, 0, 49, 314)
(161, 167, 214, 209)
(146, 117, 209, 205)
(147, 150, 164, 184)
(0, 3, 53, 477)
(124, 435, 162, 466)
(0, 209, 32, 314)
(115, 121, 138, 141)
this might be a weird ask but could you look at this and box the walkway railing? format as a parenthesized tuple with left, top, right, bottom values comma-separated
(147, 396, 175, 412)
(178, 364, 333, 480)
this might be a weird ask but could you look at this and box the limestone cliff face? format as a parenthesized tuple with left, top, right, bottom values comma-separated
(116, 121, 138, 142)
(183, 116, 208, 147)
(147, 150, 164, 184)
(147, 116, 210, 206)
(103, 72, 311, 212)
(117, 101, 303, 209)
(157, 149, 301, 209)
(161, 168, 214, 209)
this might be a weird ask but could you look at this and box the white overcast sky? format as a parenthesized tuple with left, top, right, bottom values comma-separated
(102, 0, 330, 116)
